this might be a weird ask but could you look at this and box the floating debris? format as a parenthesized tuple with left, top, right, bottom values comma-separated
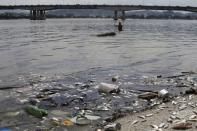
(63, 119, 74, 126)
(158, 89, 169, 98)
(97, 32, 116, 37)
(50, 110, 71, 116)
(25, 105, 48, 118)
(97, 83, 120, 94)
(50, 117, 62, 126)
(112, 76, 119, 82)
(84, 115, 101, 121)
(0, 128, 12, 131)
(4, 111, 20, 118)
(74, 116, 91, 126)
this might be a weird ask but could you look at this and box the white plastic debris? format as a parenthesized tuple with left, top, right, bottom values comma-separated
(158, 89, 169, 98)
(104, 123, 121, 131)
(96, 83, 120, 94)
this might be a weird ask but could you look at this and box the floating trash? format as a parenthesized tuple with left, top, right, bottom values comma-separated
(4, 111, 20, 118)
(50, 110, 71, 117)
(97, 32, 116, 37)
(84, 115, 101, 121)
(75, 117, 91, 126)
(63, 119, 74, 126)
(97, 83, 120, 94)
(50, 117, 62, 126)
(112, 76, 119, 82)
(158, 89, 169, 98)
(25, 105, 48, 118)
(0, 128, 12, 131)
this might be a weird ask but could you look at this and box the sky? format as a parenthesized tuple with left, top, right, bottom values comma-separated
(0, 0, 197, 6)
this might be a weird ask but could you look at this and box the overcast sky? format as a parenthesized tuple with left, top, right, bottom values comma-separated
(0, 0, 196, 6)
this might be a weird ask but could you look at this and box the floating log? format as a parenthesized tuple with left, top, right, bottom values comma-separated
(97, 32, 116, 37)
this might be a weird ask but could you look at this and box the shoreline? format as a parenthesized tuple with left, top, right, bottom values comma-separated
(0, 71, 197, 131)
(116, 94, 197, 131)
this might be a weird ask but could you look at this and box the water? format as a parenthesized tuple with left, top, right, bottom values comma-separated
(0, 19, 197, 85)
(0, 19, 197, 130)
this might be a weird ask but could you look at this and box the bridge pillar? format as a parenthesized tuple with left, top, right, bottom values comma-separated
(121, 11, 126, 20)
(31, 10, 37, 20)
(30, 10, 33, 19)
(114, 10, 118, 20)
(39, 10, 46, 20)
(30, 10, 46, 20)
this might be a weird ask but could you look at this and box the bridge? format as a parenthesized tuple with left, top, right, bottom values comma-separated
(0, 5, 197, 20)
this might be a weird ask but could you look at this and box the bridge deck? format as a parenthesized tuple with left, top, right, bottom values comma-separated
(0, 5, 196, 12)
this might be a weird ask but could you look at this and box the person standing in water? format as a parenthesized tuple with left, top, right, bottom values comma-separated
(118, 22, 123, 32)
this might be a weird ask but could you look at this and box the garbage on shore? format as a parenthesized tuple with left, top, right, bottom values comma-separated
(96, 83, 120, 94)
(1, 71, 197, 130)
(0, 128, 12, 131)
(104, 123, 121, 131)
(25, 105, 48, 118)
(63, 119, 74, 126)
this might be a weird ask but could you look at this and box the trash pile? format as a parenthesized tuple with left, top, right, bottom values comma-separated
(0, 71, 197, 130)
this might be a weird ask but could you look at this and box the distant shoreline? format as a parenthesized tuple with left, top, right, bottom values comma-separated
(0, 17, 197, 20)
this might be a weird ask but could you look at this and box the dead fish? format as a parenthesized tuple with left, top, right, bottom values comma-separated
(150, 124, 159, 129)
(172, 101, 178, 105)
(179, 104, 187, 110)
(172, 122, 192, 130)
(146, 114, 153, 117)
(189, 115, 197, 119)
(138, 115, 145, 119)
(131, 120, 139, 125)
(170, 115, 177, 120)
(159, 123, 166, 128)
(193, 111, 197, 115)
